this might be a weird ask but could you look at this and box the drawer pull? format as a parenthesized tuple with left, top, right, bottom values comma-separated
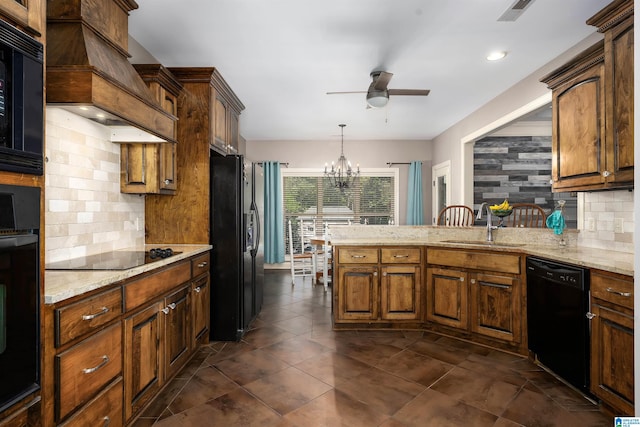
(478, 281, 509, 289)
(198, 262, 208, 268)
(351, 255, 367, 259)
(393, 255, 409, 258)
(168, 303, 177, 310)
(606, 287, 631, 297)
(82, 355, 109, 374)
(161, 307, 170, 315)
(81, 307, 109, 321)
(103, 416, 111, 427)
(194, 286, 201, 293)
(382, 272, 387, 277)
(586, 312, 597, 319)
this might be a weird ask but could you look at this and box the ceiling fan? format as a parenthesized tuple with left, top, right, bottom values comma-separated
(327, 71, 430, 108)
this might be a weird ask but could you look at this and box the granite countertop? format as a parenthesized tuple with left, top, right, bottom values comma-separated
(44, 244, 211, 304)
(329, 225, 634, 277)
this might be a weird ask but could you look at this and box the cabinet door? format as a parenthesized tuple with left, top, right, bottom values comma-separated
(426, 267, 467, 329)
(213, 94, 228, 152)
(123, 302, 162, 422)
(192, 273, 210, 347)
(163, 286, 191, 379)
(227, 109, 239, 154)
(337, 266, 378, 320)
(120, 144, 160, 194)
(552, 60, 606, 191)
(470, 273, 521, 343)
(380, 265, 421, 320)
(0, 1, 43, 36)
(604, 15, 634, 186)
(590, 302, 634, 415)
(159, 91, 178, 193)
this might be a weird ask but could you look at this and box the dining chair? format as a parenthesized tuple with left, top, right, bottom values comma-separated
(437, 205, 475, 227)
(287, 219, 315, 285)
(507, 203, 547, 228)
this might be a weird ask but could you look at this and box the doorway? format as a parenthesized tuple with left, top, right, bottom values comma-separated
(431, 161, 451, 225)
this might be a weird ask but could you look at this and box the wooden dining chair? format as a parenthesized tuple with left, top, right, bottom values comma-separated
(437, 205, 475, 227)
(507, 203, 547, 228)
(287, 219, 315, 285)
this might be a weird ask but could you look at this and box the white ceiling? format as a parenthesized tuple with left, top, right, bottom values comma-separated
(128, 0, 610, 141)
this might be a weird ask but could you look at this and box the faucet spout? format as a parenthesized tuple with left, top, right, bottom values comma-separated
(477, 202, 497, 242)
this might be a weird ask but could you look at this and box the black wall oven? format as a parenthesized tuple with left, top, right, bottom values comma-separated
(0, 184, 40, 412)
(0, 19, 44, 175)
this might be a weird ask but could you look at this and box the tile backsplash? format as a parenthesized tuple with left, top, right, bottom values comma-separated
(578, 189, 634, 253)
(45, 108, 145, 263)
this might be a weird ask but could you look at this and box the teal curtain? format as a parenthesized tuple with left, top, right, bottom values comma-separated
(406, 161, 424, 225)
(263, 161, 285, 263)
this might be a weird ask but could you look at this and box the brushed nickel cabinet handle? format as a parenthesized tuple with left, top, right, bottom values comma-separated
(161, 307, 170, 315)
(586, 312, 597, 319)
(382, 272, 387, 277)
(393, 254, 409, 258)
(602, 170, 611, 178)
(83, 355, 109, 374)
(373, 271, 378, 276)
(194, 286, 201, 293)
(82, 306, 109, 320)
(198, 262, 208, 268)
(103, 416, 111, 427)
(168, 303, 177, 310)
(606, 287, 631, 297)
(351, 255, 366, 259)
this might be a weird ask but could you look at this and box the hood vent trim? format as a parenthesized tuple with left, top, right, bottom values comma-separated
(46, 0, 177, 143)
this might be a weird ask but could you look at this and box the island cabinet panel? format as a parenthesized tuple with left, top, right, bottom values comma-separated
(425, 248, 525, 353)
(163, 285, 192, 380)
(589, 269, 634, 416)
(334, 246, 423, 325)
(124, 261, 191, 311)
(380, 265, 421, 320)
(191, 273, 210, 346)
(123, 302, 162, 422)
(470, 273, 521, 344)
(338, 266, 379, 320)
(55, 324, 122, 421)
(426, 267, 467, 329)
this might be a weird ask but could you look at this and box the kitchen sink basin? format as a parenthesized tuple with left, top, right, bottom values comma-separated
(440, 240, 525, 247)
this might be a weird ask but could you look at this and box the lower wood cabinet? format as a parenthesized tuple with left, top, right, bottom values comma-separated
(589, 270, 634, 416)
(335, 246, 423, 324)
(426, 248, 524, 352)
(43, 251, 211, 426)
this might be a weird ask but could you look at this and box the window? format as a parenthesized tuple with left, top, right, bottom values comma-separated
(282, 168, 399, 253)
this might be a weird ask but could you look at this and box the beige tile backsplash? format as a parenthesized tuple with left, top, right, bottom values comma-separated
(579, 190, 634, 253)
(45, 108, 144, 263)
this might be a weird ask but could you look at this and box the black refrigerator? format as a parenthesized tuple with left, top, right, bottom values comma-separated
(210, 154, 264, 341)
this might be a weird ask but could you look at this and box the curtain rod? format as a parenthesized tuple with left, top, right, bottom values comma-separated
(386, 162, 411, 167)
(254, 161, 289, 167)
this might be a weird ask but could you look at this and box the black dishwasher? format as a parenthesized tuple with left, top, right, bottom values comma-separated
(526, 257, 590, 395)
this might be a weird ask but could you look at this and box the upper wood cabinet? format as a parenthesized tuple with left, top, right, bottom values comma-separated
(145, 67, 244, 245)
(120, 64, 182, 195)
(541, 0, 633, 192)
(0, 0, 44, 37)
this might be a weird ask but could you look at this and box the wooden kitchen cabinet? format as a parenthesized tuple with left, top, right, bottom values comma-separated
(0, 0, 44, 37)
(589, 269, 634, 416)
(335, 246, 423, 324)
(426, 248, 524, 352)
(145, 67, 244, 245)
(43, 252, 211, 427)
(121, 64, 182, 195)
(541, 0, 633, 192)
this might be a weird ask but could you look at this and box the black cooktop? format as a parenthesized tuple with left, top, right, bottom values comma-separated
(46, 249, 180, 271)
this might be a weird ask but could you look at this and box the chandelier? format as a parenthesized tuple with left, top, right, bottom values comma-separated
(324, 124, 360, 191)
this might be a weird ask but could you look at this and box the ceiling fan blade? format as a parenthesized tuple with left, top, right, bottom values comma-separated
(326, 91, 367, 95)
(388, 89, 431, 96)
(372, 71, 393, 91)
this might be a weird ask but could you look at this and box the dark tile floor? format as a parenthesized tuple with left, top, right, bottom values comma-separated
(133, 270, 612, 427)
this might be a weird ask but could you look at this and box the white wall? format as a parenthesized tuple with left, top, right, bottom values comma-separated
(246, 138, 432, 224)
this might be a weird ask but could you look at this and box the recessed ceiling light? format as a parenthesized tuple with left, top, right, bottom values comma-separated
(487, 51, 507, 61)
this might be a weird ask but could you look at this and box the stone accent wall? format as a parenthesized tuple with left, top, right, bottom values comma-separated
(473, 136, 577, 228)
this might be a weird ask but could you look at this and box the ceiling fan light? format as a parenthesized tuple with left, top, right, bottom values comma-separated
(366, 90, 389, 108)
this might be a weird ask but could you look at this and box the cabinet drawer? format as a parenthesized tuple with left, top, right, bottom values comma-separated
(55, 324, 122, 421)
(591, 270, 633, 309)
(55, 287, 122, 347)
(381, 247, 421, 264)
(192, 252, 210, 276)
(338, 248, 379, 264)
(59, 377, 123, 427)
(427, 249, 520, 275)
(124, 260, 191, 311)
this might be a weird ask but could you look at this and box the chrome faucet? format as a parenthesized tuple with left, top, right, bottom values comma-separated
(477, 202, 498, 242)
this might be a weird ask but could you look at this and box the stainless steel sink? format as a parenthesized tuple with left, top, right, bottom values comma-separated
(440, 240, 525, 247)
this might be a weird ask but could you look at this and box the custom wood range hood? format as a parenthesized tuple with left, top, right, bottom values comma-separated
(46, 0, 177, 143)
